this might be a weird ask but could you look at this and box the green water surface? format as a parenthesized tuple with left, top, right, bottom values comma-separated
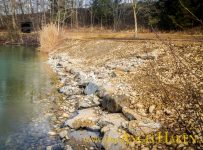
(0, 45, 58, 149)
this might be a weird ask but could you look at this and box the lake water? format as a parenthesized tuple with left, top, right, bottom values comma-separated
(0, 45, 59, 149)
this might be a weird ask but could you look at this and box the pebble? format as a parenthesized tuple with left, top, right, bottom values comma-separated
(141, 147, 149, 150)
(164, 108, 172, 115)
(136, 103, 144, 109)
(129, 142, 135, 148)
(62, 113, 69, 118)
(59, 130, 68, 138)
(48, 131, 57, 136)
(178, 144, 185, 148)
(121, 121, 128, 129)
(129, 105, 134, 109)
(64, 145, 73, 150)
(69, 108, 75, 113)
(148, 105, 156, 113)
(130, 100, 135, 104)
(46, 146, 52, 150)
(111, 72, 117, 77)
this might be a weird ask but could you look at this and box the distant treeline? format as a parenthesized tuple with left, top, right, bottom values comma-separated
(76, 0, 203, 31)
(0, 0, 202, 32)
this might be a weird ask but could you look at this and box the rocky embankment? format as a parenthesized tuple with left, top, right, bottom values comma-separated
(47, 41, 162, 150)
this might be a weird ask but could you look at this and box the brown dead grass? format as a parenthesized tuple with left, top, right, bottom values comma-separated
(62, 29, 203, 42)
(39, 24, 65, 53)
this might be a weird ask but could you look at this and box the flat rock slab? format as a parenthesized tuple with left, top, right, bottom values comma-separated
(127, 119, 161, 137)
(98, 113, 128, 128)
(64, 107, 101, 129)
(122, 107, 147, 121)
(68, 130, 102, 149)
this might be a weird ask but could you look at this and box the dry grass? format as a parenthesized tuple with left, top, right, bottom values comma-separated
(127, 40, 203, 148)
(39, 23, 65, 53)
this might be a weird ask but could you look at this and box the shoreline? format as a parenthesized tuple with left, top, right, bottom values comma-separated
(46, 39, 203, 150)
(46, 39, 162, 150)
(0, 33, 39, 46)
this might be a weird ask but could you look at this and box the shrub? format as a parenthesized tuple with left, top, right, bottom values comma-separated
(39, 23, 64, 53)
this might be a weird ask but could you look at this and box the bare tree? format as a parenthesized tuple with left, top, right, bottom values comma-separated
(132, 0, 138, 38)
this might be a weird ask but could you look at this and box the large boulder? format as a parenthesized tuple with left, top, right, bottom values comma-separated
(98, 113, 128, 128)
(68, 130, 102, 149)
(101, 127, 131, 150)
(127, 119, 161, 137)
(64, 107, 101, 130)
(84, 82, 99, 95)
(102, 94, 129, 113)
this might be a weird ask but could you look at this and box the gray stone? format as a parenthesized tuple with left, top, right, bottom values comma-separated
(59, 130, 68, 138)
(79, 95, 100, 109)
(74, 71, 87, 82)
(98, 113, 128, 128)
(111, 72, 117, 78)
(59, 86, 81, 97)
(84, 82, 99, 95)
(101, 127, 130, 150)
(86, 125, 101, 132)
(69, 130, 102, 148)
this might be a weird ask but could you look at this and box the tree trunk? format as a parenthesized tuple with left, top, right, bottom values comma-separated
(90, 7, 93, 31)
(132, 0, 138, 38)
(100, 17, 103, 30)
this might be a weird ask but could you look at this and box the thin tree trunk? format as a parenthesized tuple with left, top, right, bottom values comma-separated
(132, 0, 138, 38)
(100, 17, 103, 30)
(75, 9, 78, 28)
(90, 7, 93, 31)
(18, 0, 24, 15)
